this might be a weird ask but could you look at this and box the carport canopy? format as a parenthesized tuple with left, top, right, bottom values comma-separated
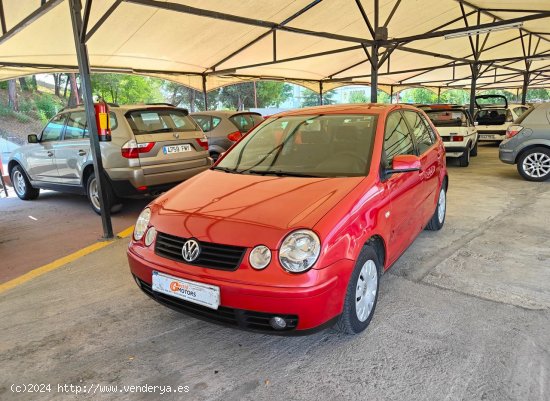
(0, 0, 549, 94)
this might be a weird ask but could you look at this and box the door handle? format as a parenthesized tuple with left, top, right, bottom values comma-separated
(78, 150, 87, 156)
(47, 151, 54, 157)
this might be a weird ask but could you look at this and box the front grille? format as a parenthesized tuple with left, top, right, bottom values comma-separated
(155, 232, 246, 271)
(136, 277, 298, 333)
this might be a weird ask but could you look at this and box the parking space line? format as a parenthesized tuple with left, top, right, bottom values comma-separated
(0, 225, 134, 294)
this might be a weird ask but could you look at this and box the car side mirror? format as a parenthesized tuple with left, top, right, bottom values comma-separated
(386, 154, 421, 174)
(28, 134, 38, 143)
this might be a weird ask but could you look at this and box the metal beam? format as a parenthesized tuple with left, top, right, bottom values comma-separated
(202, 75, 208, 110)
(521, 72, 529, 104)
(371, 44, 379, 103)
(0, 0, 7, 35)
(84, 0, 122, 43)
(68, 0, 114, 239)
(355, 0, 375, 38)
(379, 12, 550, 46)
(469, 63, 479, 117)
(319, 81, 323, 105)
(81, 0, 92, 42)
(0, 0, 63, 46)
(383, 0, 401, 28)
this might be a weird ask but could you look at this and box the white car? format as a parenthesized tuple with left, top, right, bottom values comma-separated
(474, 95, 530, 142)
(423, 106, 478, 167)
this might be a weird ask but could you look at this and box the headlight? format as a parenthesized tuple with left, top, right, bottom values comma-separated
(249, 245, 271, 270)
(133, 208, 151, 241)
(279, 229, 321, 273)
(144, 226, 157, 247)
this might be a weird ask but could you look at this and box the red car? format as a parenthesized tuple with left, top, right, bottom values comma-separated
(128, 104, 447, 335)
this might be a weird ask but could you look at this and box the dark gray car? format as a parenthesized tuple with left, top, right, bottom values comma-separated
(190, 111, 263, 160)
(499, 103, 550, 181)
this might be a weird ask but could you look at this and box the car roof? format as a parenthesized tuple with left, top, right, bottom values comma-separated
(190, 110, 261, 117)
(269, 103, 416, 117)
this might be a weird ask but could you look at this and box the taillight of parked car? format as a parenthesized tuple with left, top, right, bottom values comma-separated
(121, 140, 154, 158)
(227, 131, 243, 142)
(451, 135, 464, 142)
(195, 135, 209, 151)
(506, 125, 523, 139)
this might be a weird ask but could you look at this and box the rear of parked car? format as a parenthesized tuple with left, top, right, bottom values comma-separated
(474, 95, 530, 142)
(8, 104, 211, 213)
(423, 106, 478, 167)
(499, 103, 550, 181)
(190, 111, 263, 160)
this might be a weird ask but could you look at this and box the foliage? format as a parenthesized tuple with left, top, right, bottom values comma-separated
(439, 89, 469, 105)
(349, 90, 368, 103)
(35, 93, 63, 119)
(477, 89, 517, 103)
(91, 74, 163, 104)
(398, 88, 438, 104)
(301, 89, 336, 107)
(217, 81, 292, 110)
(526, 88, 550, 101)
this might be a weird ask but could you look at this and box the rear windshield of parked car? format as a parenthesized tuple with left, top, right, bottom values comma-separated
(229, 113, 264, 133)
(125, 109, 198, 134)
(474, 109, 507, 125)
(216, 114, 378, 177)
(425, 110, 468, 127)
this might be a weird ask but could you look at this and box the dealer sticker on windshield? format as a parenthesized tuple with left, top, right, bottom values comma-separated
(152, 271, 220, 309)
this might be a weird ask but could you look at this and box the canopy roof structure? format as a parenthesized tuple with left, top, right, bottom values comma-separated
(0, 0, 549, 95)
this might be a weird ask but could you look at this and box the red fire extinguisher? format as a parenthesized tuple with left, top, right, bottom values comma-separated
(94, 101, 111, 142)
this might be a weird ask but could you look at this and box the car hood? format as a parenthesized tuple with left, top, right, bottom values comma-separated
(151, 170, 364, 248)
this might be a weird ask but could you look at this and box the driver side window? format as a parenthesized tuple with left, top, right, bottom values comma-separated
(383, 112, 415, 168)
(41, 114, 66, 142)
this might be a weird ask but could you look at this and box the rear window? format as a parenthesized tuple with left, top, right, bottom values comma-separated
(229, 113, 264, 133)
(191, 115, 221, 132)
(475, 109, 507, 125)
(126, 109, 198, 134)
(513, 106, 536, 125)
(425, 110, 468, 127)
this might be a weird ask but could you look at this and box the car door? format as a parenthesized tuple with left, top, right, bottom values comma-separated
(382, 111, 423, 263)
(53, 111, 90, 185)
(403, 110, 441, 223)
(26, 113, 66, 182)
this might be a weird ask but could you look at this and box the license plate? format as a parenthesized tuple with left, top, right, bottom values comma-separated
(480, 134, 495, 139)
(152, 271, 220, 309)
(163, 144, 192, 154)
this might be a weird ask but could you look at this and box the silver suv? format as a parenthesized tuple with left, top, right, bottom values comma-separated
(8, 104, 211, 213)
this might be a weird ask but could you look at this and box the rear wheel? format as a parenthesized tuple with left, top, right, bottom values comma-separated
(470, 139, 478, 157)
(517, 147, 550, 182)
(458, 145, 470, 167)
(210, 151, 220, 162)
(10, 165, 40, 200)
(86, 172, 121, 214)
(426, 185, 446, 231)
(336, 245, 380, 335)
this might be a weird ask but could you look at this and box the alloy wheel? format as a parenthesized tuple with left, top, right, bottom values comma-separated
(522, 152, 550, 179)
(13, 170, 26, 196)
(437, 188, 446, 224)
(355, 259, 378, 322)
(89, 177, 101, 210)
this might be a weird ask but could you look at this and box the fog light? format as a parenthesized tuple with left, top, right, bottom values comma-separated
(134, 275, 141, 288)
(269, 316, 287, 330)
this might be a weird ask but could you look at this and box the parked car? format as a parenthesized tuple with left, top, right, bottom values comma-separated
(8, 104, 211, 213)
(190, 111, 264, 160)
(128, 104, 448, 335)
(422, 105, 478, 167)
(474, 95, 530, 142)
(499, 103, 550, 181)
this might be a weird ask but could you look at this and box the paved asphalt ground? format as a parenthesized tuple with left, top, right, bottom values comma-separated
(1, 144, 549, 401)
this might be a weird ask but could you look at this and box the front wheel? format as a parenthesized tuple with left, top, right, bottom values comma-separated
(517, 147, 550, 182)
(336, 245, 380, 335)
(425, 185, 446, 231)
(10, 165, 40, 200)
(86, 172, 121, 214)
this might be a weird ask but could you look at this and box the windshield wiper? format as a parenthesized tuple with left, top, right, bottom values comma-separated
(247, 169, 319, 177)
(211, 166, 240, 174)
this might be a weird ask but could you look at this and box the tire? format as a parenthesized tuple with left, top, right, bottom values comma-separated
(425, 185, 446, 231)
(517, 147, 550, 182)
(336, 245, 381, 335)
(458, 144, 470, 167)
(470, 139, 478, 157)
(210, 152, 220, 162)
(86, 172, 121, 214)
(10, 165, 40, 200)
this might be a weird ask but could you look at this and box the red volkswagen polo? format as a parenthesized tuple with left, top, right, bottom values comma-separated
(128, 104, 447, 335)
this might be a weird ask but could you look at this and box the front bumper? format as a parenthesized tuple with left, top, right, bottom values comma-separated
(127, 247, 353, 334)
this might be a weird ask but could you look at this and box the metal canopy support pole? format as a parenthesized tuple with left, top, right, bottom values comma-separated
(68, 0, 113, 239)
(202, 75, 208, 111)
(437, 87, 441, 103)
(469, 63, 479, 118)
(521, 72, 529, 105)
(390, 85, 394, 104)
(370, 43, 379, 103)
(319, 81, 323, 105)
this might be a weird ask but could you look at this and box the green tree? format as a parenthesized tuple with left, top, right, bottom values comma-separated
(301, 89, 335, 107)
(526, 88, 550, 101)
(440, 89, 469, 105)
(91, 74, 163, 104)
(477, 89, 516, 103)
(398, 88, 438, 104)
(349, 90, 368, 103)
(217, 81, 292, 110)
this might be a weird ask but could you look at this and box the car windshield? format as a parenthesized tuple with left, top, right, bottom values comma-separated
(475, 109, 507, 125)
(215, 114, 378, 177)
(425, 110, 468, 127)
(126, 108, 199, 134)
